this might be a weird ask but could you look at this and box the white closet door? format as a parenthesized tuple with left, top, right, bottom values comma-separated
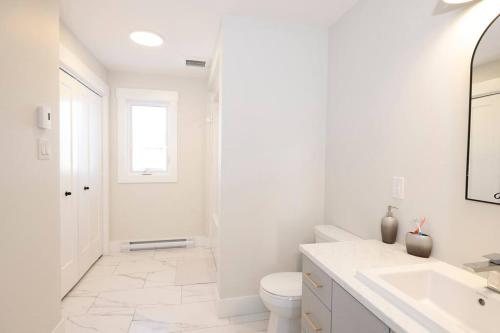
(60, 72, 79, 296)
(76, 84, 92, 276)
(88, 92, 103, 264)
(59, 70, 103, 297)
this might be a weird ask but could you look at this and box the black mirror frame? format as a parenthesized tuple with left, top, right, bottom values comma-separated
(466, 14, 500, 205)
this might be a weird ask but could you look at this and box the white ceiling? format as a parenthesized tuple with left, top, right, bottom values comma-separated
(474, 18, 500, 66)
(60, 0, 358, 78)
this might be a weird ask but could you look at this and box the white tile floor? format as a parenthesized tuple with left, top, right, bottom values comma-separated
(62, 247, 269, 333)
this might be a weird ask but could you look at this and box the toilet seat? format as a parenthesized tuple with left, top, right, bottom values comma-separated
(259, 226, 361, 333)
(260, 272, 302, 300)
(260, 272, 302, 333)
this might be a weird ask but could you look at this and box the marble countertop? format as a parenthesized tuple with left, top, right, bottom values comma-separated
(299, 240, 436, 333)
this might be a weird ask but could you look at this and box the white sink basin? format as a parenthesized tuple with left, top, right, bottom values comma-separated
(357, 262, 500, 333)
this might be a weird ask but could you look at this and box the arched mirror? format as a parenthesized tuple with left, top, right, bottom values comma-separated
(467, 15, 500, 204)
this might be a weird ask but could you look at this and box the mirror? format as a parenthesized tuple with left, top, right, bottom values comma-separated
(467, 15, 500, 204)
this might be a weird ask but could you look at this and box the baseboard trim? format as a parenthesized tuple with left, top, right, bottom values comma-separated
(52, 317, 65, 333)
(216, 294, 267, 318)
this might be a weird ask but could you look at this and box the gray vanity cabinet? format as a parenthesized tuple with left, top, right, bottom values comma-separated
(302, 284, 331, 333)
(301, 255, 390, 333)
(331, 282, 390, 333)
(303, 256, 332, 309)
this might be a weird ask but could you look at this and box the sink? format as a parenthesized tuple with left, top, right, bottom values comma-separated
(357, 262, 500, 333)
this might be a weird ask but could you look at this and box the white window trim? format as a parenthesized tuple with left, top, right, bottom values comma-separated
(117, 88, 178, 183)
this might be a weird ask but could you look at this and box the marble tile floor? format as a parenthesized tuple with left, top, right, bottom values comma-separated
(62, 247, 269, 333)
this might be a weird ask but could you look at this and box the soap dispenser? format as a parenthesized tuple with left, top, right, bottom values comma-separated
(381, 206, 398, 244)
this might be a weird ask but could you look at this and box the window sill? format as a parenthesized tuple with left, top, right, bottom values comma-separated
(117, 173, 178, 184)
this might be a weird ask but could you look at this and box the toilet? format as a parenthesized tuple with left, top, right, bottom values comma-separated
(259, 225, 361, 333)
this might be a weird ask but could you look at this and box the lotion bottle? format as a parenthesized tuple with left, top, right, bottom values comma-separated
(381, 205, 398, 244)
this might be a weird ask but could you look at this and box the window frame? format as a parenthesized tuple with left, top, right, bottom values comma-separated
(117, 88, 178, 183)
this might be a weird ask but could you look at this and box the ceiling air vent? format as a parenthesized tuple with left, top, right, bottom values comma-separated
(186, 59, 206, 68)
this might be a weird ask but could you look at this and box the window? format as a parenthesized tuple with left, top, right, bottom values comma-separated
(130, 105, 167, 173)
(117, 88, 178, 183)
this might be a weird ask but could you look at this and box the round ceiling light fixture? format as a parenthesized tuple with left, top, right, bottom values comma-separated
(442, 0, 475, 3)
(130, 31, 164, 47)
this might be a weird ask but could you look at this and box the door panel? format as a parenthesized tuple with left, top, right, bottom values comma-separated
(77, 84, 92, 276)
(88, 92, 102, 261)
(59, 73, 79, 296)
(59, 70, 103, 297)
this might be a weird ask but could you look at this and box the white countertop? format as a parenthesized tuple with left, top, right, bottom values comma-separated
(299, 240, 435, 333)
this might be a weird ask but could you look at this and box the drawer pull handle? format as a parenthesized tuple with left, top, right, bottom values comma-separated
(303, 272, 323, 288)
(303, 312, 322, 331)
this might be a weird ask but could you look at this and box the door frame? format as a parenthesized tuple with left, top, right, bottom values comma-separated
(60, 45, 110, 254)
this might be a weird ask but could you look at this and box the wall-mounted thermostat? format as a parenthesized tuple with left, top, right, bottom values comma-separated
(37, 106, 52, 129)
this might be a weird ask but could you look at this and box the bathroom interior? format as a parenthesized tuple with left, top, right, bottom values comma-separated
(2, 0, 500, 332)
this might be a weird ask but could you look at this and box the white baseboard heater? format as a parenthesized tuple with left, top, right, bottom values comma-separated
(122, 238, 194, 251)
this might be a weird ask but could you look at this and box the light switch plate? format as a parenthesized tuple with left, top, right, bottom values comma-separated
(392, 176, 405, 199)
(38, 139, 50, 160)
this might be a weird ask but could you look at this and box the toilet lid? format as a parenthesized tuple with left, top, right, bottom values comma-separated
(260, 272, 302, 298)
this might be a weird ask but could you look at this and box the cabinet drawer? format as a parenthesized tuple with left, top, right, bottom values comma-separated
(302, 255, 332, 309)
(302, 283, 331, 333)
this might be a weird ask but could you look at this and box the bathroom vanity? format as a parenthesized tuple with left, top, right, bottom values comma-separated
(300, 240, 500, 333)
(302, 256, 390, 333)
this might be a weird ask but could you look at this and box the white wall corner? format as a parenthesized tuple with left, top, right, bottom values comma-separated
(108, 240, 124, 254)
(193, 235, 210, 248)
(51, 317, 65, 333)
(216, 294, 267, 318)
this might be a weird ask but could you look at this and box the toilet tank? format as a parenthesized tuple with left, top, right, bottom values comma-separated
(314, 225, 361, 243)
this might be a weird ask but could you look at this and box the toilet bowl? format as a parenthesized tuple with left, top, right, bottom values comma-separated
(259, 225, 361, 333)
(260, 272, 302, 333)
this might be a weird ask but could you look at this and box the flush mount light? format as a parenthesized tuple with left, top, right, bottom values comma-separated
(442, 0, 474, 3)
(130, 31, 164, 47)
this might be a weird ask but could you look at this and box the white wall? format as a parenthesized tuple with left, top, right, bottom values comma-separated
(60, 22, 108, 83)
(109, 72, 208, 242)
(0, 1, 62, 332)
(218, 16, 327, 301)
(326, 0, 500, 266)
